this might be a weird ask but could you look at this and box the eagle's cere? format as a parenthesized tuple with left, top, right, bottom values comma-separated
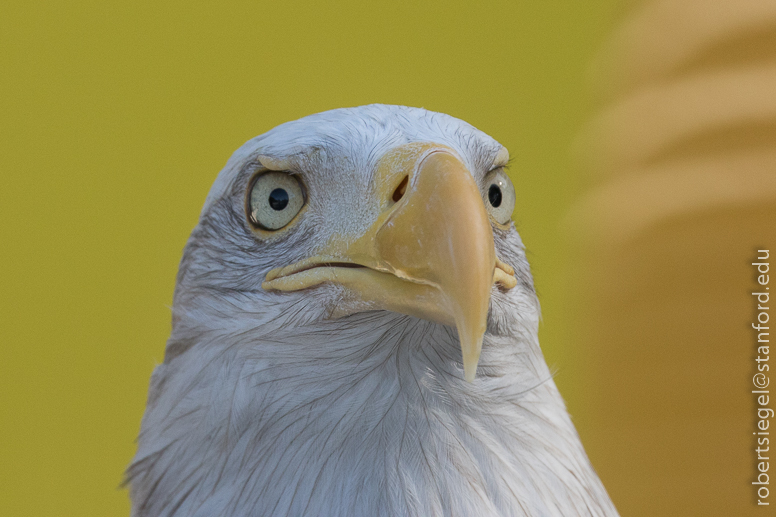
(128, 105, 618, 516)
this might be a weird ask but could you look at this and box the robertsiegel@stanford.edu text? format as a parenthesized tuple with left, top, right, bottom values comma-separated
(753, 249, 771, 506)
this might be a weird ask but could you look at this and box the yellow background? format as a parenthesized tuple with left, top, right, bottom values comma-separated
(1, 1, 639, 515)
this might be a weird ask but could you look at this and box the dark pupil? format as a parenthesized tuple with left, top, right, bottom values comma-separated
(268, 188, 289, 210)
(488, 184, 502, 207)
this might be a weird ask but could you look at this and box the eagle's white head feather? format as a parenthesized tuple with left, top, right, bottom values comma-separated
(128, 104, 617, 516)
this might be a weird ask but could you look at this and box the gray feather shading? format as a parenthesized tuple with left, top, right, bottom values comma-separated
(127, 105, 618, 517)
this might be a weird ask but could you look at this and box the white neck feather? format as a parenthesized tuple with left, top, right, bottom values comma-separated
(129, 305, 617, 517)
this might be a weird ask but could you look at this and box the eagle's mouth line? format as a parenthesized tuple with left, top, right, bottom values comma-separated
(284, 261, 365, 276)
(264, 255, 517, 289)
(264, 257, 371, 283)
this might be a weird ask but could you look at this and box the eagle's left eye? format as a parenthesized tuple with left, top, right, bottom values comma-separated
(247, 172, 305, 230)
(482, 168, 515, 225)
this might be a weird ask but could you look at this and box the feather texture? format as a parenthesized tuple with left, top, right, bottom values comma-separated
(128, 105, 617, 516)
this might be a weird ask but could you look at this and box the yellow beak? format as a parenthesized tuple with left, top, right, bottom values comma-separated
(262, 143, 515, 381)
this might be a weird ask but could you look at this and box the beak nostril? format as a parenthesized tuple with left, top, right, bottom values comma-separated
(392, 176, 409, 203)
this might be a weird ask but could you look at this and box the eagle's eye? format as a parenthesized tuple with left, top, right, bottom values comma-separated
(247, 172, 305, 230)
(482, 168, 515, 225)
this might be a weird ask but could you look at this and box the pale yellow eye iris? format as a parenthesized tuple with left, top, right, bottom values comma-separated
(248, 172, 305, 230)
(482, 168, 515, 225)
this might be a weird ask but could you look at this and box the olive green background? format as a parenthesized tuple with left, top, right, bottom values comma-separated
(0, 1, 620, 515)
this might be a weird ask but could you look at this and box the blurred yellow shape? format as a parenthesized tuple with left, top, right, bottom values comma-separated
(568, 0, 776, 515)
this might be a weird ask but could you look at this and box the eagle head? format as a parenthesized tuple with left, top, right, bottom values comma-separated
(172, 104, 532, 381)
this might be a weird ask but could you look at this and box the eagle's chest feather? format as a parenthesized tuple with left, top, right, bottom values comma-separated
(129, 318, 615, 517)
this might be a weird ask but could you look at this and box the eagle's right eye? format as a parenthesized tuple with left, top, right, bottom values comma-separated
(247, 172, 305, 231)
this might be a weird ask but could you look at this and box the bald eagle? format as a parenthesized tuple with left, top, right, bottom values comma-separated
(127, 105, 618, 516)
